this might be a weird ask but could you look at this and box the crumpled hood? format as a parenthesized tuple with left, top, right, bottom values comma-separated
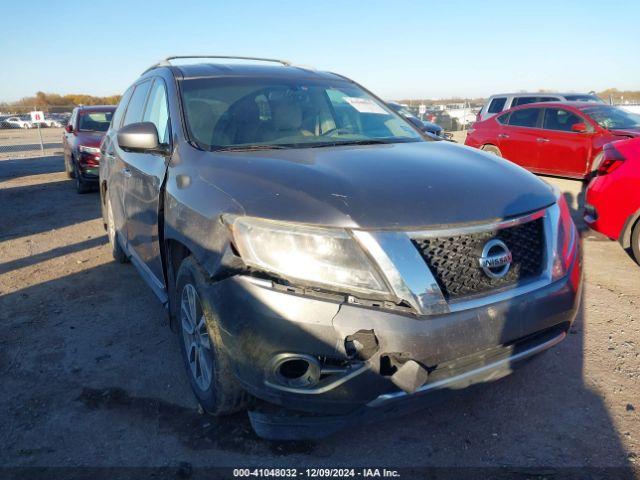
(195, 141, 556, 229)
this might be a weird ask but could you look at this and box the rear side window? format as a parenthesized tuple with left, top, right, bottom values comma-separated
(508, 108, 541, 128)
(123, 81, 152, 126)
(512, 96, 559, 107)
(543, 108, 585, 132)
(111, 86, 134, 130)
(564, 95, 602, 103)
(487, 97, 507, 114)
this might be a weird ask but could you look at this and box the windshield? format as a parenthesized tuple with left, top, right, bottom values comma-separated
(78, 111, 113, 132)
(180, 77, 423, 150)
(564, 94, 603, 103)
(582, 105, 640, 130)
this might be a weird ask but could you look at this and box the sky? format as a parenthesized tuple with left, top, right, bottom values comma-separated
(1, 0, 639, 102)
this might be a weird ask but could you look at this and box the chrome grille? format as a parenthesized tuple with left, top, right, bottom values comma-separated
(412, 218, 545, 300)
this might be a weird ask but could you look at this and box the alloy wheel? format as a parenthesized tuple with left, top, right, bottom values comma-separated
(180, 283, 213, 391)
(106, 197, 116, 248)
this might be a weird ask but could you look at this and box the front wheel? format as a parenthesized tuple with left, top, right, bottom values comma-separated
(631, 221, 640, 266)
(64, 152, 75, 178)
(175, 256, 249, 415)
(105, 194, 128, 264)
(74, 161, 91, 194)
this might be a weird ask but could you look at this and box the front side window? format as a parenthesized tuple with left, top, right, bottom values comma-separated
(78, 111, 114, 132)
(487, 97, 506, 114)
(180, 77, 422, 150)
(543, 108, 586, 132)
(111, 86, 134, 130)
(508, 108, 541, 128)
(143, 79, 170, 144)
(496, 112, 510, 124)
(69, 109, 77, 129)
(123, 81, 152, 127)
(581, 105, 640, 130)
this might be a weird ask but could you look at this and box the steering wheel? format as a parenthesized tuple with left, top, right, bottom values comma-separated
(320, 127, 352, 136)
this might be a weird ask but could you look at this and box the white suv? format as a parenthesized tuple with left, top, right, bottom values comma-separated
(477, 92, 603, 121)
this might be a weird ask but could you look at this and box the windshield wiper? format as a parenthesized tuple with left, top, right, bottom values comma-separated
(309, 139, 399, 148)
(213, 144, 288, 152)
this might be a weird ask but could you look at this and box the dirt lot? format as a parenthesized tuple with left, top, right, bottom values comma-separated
(0, 132, 639, 476)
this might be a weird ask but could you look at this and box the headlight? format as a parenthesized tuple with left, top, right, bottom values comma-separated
(551, 192, 577, 280)
(79, 145, 101, 154)
(228, 217, 389, 295)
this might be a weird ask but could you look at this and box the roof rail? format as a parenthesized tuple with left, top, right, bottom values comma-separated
(142, 55, 292, 74)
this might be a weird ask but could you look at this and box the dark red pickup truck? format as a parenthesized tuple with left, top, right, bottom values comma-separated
(63, 105, 115, 193)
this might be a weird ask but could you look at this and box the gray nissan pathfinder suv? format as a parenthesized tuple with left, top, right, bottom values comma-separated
(99, 56, 582, 439)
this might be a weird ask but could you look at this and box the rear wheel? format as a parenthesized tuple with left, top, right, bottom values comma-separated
(175, 256, 249, 415)
(482, 144, 502, 157)
(631, 221, 640, 266)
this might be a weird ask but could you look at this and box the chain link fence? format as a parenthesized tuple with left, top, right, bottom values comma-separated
(0, 106, 75, 158)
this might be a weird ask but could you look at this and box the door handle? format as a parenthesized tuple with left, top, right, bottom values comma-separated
(498, 133, 509, 139)
(121, 168, 132, 178)
(536, 138, 550, 143)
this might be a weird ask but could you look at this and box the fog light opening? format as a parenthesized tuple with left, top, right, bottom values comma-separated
(270, 354, 321, 388)
(279, 359, 310, 379)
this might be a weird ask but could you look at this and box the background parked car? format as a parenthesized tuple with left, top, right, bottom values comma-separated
(424, 108, 455, 131)
(477, 92, 604, 122)
(387, 101, 446, 138)
(465, 102, 640, 179)
(43, 116, 64, 128)
(4, 116, 33, 129)
(63, 105, 115, 193)
(585, 137, 640, 264)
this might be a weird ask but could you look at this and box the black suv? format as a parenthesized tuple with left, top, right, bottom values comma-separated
(100, 56, 582, 439)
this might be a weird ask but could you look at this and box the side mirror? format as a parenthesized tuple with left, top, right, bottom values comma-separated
(571, 122, 589, 133)
(117, 122, 162, 153)
(65, 124, 73, 133)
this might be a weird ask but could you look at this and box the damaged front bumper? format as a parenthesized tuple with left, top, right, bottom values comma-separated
(207, 248, 582, 438)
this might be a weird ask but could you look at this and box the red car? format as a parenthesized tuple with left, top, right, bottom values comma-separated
(465, 102, 640, 179)
(62, 105, 116, 193)
(585, 137, 640, 264)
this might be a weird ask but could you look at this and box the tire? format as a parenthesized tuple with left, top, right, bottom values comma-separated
(65, 153, 75, 178)
(74, 161, 91, 194)
(105, 194, 129, 264)
(482, 144, 502, 157)
(631, 221, 640, 266)
(175, 256, 249, 415)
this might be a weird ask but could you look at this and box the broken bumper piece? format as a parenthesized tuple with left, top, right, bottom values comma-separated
(249, 328, 567, 440)
(206, 255, 580, 439)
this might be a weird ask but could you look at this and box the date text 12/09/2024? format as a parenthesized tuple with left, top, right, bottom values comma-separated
(233, 468, 401, 478)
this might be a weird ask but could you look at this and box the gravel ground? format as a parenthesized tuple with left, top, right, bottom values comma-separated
(0, 141, 638, 476)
